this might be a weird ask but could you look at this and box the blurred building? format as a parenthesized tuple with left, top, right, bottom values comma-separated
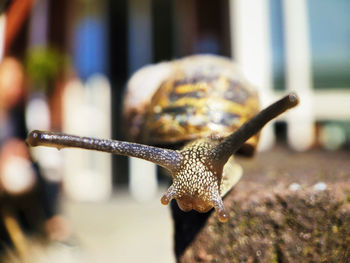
(1, 0, 350, 199)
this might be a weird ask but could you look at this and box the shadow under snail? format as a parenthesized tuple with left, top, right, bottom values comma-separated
(26, 55, 299, 223)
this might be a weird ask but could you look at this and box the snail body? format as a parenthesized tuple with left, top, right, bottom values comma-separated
(123, 55, 260, 221)
(27, 55, 299, 222)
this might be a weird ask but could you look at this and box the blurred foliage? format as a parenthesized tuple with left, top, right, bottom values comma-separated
(25, 46, 69, 93)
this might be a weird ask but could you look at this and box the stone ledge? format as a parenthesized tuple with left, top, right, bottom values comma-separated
(179, 148, 350, 262)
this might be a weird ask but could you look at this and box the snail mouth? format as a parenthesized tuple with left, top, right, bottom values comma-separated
(176, 196, 212, 213)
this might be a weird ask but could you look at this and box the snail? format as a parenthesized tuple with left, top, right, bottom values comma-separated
(26, 55, 299, 223)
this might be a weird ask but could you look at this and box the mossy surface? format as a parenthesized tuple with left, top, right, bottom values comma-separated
(180, 148, 350, 263)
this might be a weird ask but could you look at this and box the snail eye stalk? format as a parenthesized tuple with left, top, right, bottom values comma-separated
(211, 93, 299, 165)
(26, 130, 183, 173)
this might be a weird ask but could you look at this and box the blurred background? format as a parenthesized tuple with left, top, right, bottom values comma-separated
(0, 0, 349, 262)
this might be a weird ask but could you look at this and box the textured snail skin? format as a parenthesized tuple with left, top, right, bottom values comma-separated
(26, 93, 299, 223)
(162, 93, 299, 222)
(162, 139, 230, 222)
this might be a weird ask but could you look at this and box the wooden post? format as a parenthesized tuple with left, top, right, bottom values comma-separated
(128, 0, 157, 201)
(230, 0, 275, 151)
(282, 0, 314, 151)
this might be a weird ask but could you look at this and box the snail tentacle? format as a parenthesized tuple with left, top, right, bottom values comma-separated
(161, 184, 178, 205)
(211, 196, 229, 223)
(211, 93, 299, 165)
(27, 130, 183, 173)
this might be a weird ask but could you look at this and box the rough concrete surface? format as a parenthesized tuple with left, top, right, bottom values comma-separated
(181, 147, 350, 262)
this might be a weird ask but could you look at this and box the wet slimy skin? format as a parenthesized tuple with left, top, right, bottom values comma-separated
(27, 94, 299, 222)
